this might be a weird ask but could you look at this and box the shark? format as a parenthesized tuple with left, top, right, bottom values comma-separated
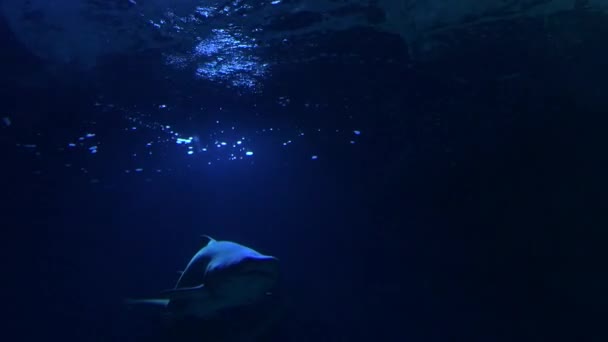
(126, 235, 279, 319)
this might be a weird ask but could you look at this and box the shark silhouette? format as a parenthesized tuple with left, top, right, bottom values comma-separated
(127, 236, 279, 319)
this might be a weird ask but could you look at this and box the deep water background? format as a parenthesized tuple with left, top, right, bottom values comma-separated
(1, 9, 608, 342)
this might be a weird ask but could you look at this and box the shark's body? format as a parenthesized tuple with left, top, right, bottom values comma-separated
(127, 236, 279, 319)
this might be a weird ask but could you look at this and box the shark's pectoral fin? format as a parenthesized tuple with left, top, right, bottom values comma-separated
(124, 298, 170, 316)
(125, 298, 170, 307)
(160, 284, 208, 299)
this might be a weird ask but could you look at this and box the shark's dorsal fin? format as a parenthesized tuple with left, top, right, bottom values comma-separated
(200, 235, 216, 247)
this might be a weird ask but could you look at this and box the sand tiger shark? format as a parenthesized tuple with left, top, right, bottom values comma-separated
(126, 236, 279, 319)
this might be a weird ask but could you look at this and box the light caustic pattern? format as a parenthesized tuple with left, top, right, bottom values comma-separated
(161, 17, 268, 90)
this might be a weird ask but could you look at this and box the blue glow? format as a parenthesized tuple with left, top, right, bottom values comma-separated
(353, 130, 361, 135)
(245, 151, 254, 156)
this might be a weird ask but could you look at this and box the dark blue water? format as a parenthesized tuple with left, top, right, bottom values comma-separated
(1, 6, 608, 342)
